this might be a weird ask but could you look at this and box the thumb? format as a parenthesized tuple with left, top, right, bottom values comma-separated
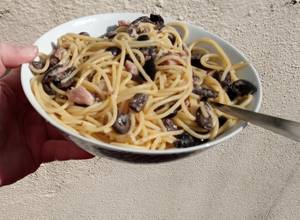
(0, 43, 38, 77)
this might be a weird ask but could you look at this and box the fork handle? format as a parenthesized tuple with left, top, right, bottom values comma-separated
(211, 102, 300, 142)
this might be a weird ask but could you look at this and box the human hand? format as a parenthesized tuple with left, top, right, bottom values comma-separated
(0, 43, 93, 186)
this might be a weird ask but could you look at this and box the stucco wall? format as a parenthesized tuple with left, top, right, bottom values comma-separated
(0, 0, 299, 219)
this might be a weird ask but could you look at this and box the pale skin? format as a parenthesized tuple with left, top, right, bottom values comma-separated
(0, 43, 93, 186)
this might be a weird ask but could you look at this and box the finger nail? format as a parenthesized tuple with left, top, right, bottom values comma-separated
(20, 45, 39, 58)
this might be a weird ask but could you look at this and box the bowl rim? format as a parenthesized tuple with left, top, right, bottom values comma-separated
(21, 12, 262, 155)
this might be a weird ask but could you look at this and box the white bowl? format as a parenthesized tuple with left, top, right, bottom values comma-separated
(21, 13, 262, 162)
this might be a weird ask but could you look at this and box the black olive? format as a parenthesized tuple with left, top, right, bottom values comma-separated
(127, 54, 137, 62)
(128, 15, 163, 38)
(31, 60, 44, 69)
(212, 71, 231, 90)
(191, 58, 210, 70)
(106, 47, 121, 56)
(193, 78, 218, 100)
(55, 77, 75, 90)
(168, 34, 176, 45)
(106, 30, 118, 39)
(143, 57, 156, 80)
(221, 81, 232, 97)
(43, 65, 61, 84)
(226, 85, 239, 100)
(106, 24, 118, 33)
(174, 133, 194, 148)
(196, 106, 213, 130)
(149, 14, 164, 27)
(42, 66, 75, 94)
(174, 133, 207, 148)
(225, 79, 257, 100)
(162, 118, 178, 131)
(190, 50, 211, 70)
(191, 58, 201, 68)
(213, 71, 231, 82)
(193, 86, 218, 100)
(212, 72, 235, 100)
(213, 73, 256, 100)
(137, 34, 149, 41)
(103, 25, 118, 38)
(140, 47, 157, 61)
(129, 93, 148, 112)
(127, 16, 151, 37)
(54, 66, 75, 81)
(79, 32, 90, 36)
(232, 79, 257, 96)
(42, 83, 55, 95)
(131, 73, 146, 84)
(218, 116, 227, 127)
(112, 113, 131, 134)
(49, 56, 60, 67)
(130, 16, 152, 25)
(192, 76, 201, 87)
(165, 106, 181, 118)
(129, 15, 164, 32)
(166, 111, 177, 118)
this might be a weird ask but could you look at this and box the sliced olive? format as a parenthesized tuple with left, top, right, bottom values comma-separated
(212, 71, 231, 91)
(193, 86, 218, 100)
(193, 75, 201, 87)
(54, 77, 75, 90)
(130, 16, 152, 25)
(196, 106, 213, 131)
(149, 14, 164, 27)
(42, 66, 75, 94)
(49, 56, 60, 67)
(226, 86, 239, 100)
(143, 57, 156, 80)
(129, 93, 148, 112)
(131, 73, 146, 84)
(226, 79, 257, 100)
(168, 34, 176, 45)
(42, 83, 55, 95)
(106, 30, 117, 39)
(232, 79, 257, 96)
(112, 113, 131, 134)
(106, 24, 118, 33)
(191, 58, 210, 70)
(79, 32, 90, 36)
(213, 72, 256, 100)
(106, 47, 121, 56)
(31, 60, 44, 69)
(191, 50, 210, 70)
(162, 118, 178, 131)
(218, 116, 227, 127)
(165, 106, 181, 118)
(174, 133, 194, 148)
(213, 71, 231, 82)
(140, 47, 157, 61)
(191, 58, 200, 68)
(174, 133, 207, 148)
(137, 34, 149, 41)
(128, 14, 164, 38)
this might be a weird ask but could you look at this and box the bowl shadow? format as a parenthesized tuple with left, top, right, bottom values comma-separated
(85, 145, 209, 163)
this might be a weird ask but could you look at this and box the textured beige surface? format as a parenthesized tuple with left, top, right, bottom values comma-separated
(0, 0, 299, 219)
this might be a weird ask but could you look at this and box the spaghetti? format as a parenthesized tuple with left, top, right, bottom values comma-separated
(30, 14, 257, 150)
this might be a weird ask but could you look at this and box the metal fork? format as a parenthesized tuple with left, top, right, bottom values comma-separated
(210, 102, 300, 142)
